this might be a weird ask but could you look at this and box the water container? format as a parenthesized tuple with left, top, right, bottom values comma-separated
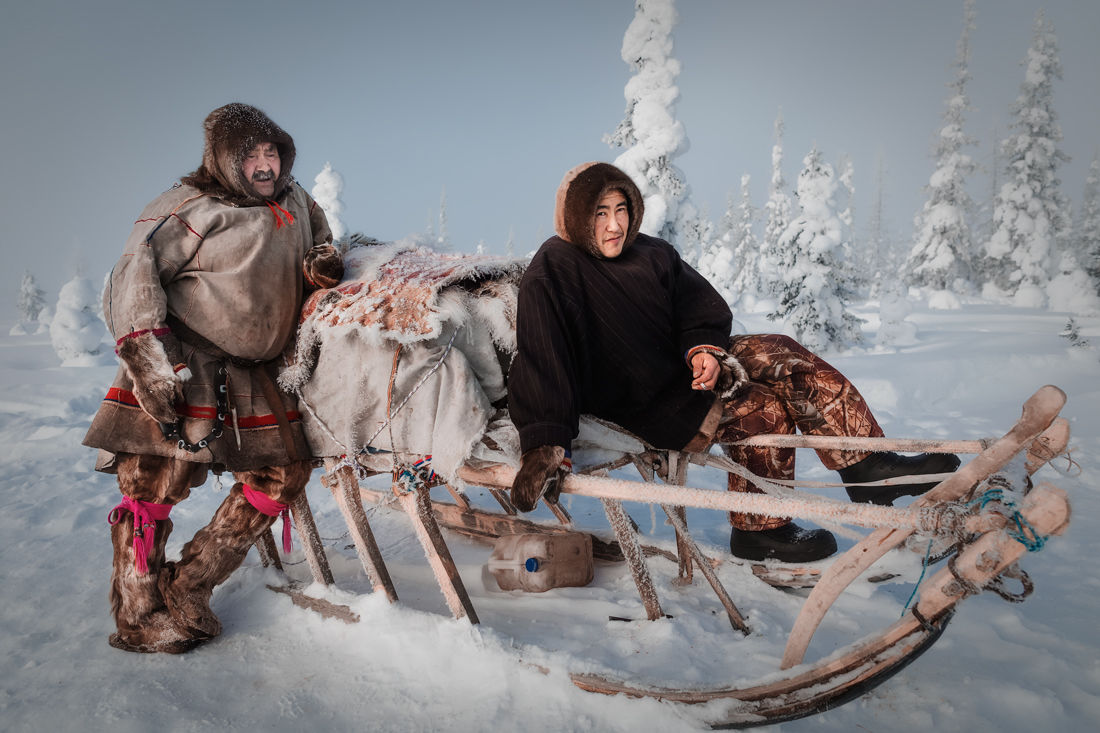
(487, 532, 594, 593)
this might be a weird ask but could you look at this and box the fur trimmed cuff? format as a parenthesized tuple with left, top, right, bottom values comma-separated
(303, 244, 344, 290)
(689, 344, 750, 400)
(116, 330, 184, 424)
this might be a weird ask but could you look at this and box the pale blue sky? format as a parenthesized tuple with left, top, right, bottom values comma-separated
(2, 0, 1097, 310)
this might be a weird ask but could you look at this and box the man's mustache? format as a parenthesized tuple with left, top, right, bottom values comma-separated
(252, 170, 275, 182)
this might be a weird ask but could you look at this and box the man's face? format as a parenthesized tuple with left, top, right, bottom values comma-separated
(242, 142, 281, 198)
(593, 190, 629, 258)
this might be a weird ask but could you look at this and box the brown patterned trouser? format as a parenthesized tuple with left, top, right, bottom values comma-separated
(714, 334, 884, 531)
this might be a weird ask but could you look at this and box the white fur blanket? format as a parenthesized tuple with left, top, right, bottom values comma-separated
(281, 242, 645, 481)
(281, 242, 527, 479)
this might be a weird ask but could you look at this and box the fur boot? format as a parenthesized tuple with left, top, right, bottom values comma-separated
(160, 461, 309, 640)
(108, 511, 201, 654)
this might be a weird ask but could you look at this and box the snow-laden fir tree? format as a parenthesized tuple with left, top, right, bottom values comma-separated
(760, 111, 793, 299)
(606, 0, 692, 248)
(50, 273, 106, 364)
(695, 190, 738, 302)
(728, 175, 761, 305)
(769, 147, 863, 350)
(697, 200, 737, 302)
(436, 187, 451, 252)
(906, 0, 977, 294)
(1080, 153, 1100, 283)
(15, 271, 47, 332)
(312, 162, 347, 244)
(677, 205, 712, 270)
(981, 10, 1071, 306)
(834, 154, 867, 296)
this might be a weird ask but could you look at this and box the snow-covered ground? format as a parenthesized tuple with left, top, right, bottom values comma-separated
(2, 301, 1098, 732)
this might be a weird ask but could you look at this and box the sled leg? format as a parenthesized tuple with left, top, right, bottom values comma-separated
(485, 487, 519, 514)
(324, 458, 398, 602)
(602, 498, 663, 621)
(290, 491, 335, 586)
(666, 452, 693, 584)
(396, 482, 480, 624)
(660, 504, 749, 634)
(255, 530, 283, 571)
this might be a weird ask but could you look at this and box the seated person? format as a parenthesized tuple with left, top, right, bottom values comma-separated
(506, 161, 959, 563)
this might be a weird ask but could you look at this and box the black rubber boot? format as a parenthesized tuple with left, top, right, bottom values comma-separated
(839, 452, 962, 505)
(730, 522, 838, 563)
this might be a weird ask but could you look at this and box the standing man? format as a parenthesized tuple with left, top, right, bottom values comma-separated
(507, 162, 958, 564)
(84, 103, 344, 653)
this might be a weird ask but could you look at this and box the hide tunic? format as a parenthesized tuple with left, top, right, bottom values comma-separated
(83, 181, 332, 473)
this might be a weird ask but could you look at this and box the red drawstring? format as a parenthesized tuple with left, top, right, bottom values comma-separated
(241, 483, 292, 553)
(266, 201, 295, 229)
(107, 496, 173, 574)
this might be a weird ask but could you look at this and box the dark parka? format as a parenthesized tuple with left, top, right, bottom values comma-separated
(84, 103, 334, 475)
(508, 162, 732, 453)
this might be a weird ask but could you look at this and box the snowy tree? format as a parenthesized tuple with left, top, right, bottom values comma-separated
(15, 271, 46, 332)
(677, 204, 711, 269)
(728, 175, 761, 304)
(760, 111, 794, 299)
(50, 273, 107, 364)
(606, 0, 692, 248)
(505, 227, 516, 258)
(769, 147, 863, 350)
(1078, 153, 1100, 283)
(312, 162, 347, 244)
(981, 10, 1071, 306)
(906, 0, 977, 293)
(697, 194, 737, 304)
(435, 187, 451, 252)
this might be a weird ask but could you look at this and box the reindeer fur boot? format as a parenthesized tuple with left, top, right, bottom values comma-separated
(108, 510, 202, 654)
(158, 482, 281, 640)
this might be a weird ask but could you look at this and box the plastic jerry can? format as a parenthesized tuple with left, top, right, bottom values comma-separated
(487, 532, 594, 593)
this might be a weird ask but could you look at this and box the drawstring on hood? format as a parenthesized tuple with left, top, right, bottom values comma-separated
(181, 103, 297, 207)
(554, 162, 645, 259)
(266, 200, 296, 229)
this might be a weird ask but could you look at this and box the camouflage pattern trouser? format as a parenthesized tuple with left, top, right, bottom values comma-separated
(714, 334, 883, 531)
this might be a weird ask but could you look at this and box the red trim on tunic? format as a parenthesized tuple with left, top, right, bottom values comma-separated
(103, 387, 300, 428)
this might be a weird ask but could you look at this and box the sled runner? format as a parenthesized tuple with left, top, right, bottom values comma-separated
(270, 243, 1074, 727)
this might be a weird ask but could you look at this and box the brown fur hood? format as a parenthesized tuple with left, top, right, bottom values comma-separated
(180, 103, 297, 206)
(554, 162, 644, 258)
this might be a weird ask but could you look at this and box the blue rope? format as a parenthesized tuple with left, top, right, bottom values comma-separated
(901, 539, 935, 617)
(970, 487, 1048, 552)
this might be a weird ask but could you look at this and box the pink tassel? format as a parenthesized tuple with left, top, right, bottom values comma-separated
(241, 484, 292, 554)
(107, 496, 173, 574)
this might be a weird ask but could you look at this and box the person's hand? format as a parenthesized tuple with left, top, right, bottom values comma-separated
(691, 351, 720, 391)
(511, 445, 568, 512)
(116, 330, 187, 424)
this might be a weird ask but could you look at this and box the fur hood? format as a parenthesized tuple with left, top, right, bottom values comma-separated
(180, 103, 296, 206)
(554, 162, 644, 258)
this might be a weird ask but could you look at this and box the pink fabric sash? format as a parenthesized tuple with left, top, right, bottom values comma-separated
(242, 484, 292, 553)
(107, 496, 173, 574)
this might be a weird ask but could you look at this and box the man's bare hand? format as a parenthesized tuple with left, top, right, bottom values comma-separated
(691, 351, 719, 391)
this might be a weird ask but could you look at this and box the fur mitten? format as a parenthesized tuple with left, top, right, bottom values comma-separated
(303, 244, 344, 289)
(692, 345, 750, 400)
(511, 445, 568, 512)
(117, 330, 187, 424)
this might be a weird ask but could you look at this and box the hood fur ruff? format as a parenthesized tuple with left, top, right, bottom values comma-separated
(553, 162, 644, 258)
(180, 103, 296, 206)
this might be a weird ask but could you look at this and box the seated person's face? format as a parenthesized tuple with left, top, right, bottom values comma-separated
(594, 191, 629, 258)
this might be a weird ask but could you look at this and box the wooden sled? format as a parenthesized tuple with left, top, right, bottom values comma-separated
(268, 384, 1072, 728)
